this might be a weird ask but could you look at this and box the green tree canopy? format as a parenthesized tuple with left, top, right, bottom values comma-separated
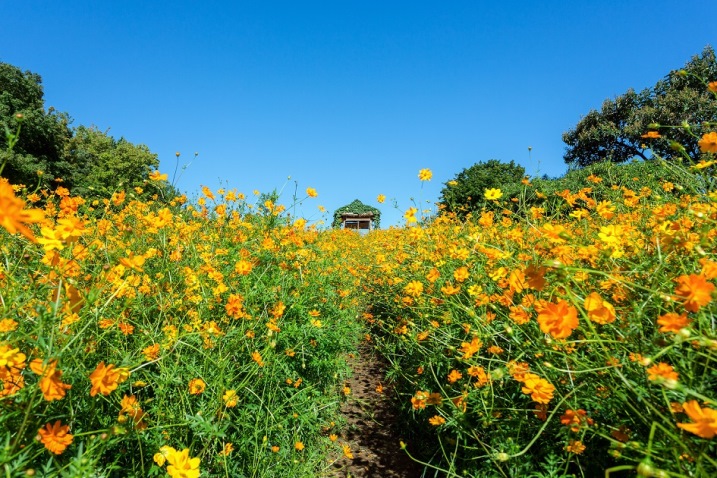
(439, 159, 525, 215)
(563, 46, 717, 167)
(63, 125, 164, 199)
(1, 61, 173, 200)
(0, 62, 72, 188)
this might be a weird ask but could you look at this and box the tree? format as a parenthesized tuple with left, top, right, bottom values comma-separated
(563, 46, 717, 168)
(0, 62, 72, 188)
(63, 125, 164, 199)
(1, 61, 174, 201)
(439, 159, 525, 215)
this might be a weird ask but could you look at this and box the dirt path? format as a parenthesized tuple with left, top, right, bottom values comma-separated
(326, 347, 424, 478)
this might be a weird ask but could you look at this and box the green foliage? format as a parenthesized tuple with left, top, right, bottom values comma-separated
(439, 159, 525, 215)
(1, 61, 173, 201)
(563, 46, 717, 167)
(0, 62, 72, 188)
(64, 125, 174, 200)
(332, 199, 381, 228)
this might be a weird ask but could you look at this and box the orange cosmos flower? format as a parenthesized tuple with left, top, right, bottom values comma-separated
(252, 350, 264, 367)
(453, 266, 469, 282)
(677, 400, 717, 439)
(0, 319, 18, 332)
(698, 131, 717, 154)
(0, 180, 44, 242)
(225, 294, 245, 318)
(521, 373, 555, 404)
(560, 409, 594, 432)
(583, 292, 616, 324)
(674, 274, 715, 312)
(508, 361, 530, 382)
(429, 415, 446, 426)
(656, 312, 691, 334)
(641, 131, 661, 139)
(89, 362, 129, 396)
(30, 359, 72, 401)
(188, 378, 206, 395)
(143, 343, 161, 361)
(234, 259, 253, 275)
(447, 369, 463, 383)
(411, 390, 428, 410)
(565, 440, 586, 454)
(270, 301, 286, 319)
(118, 394, 148, 429)
(342, 443, 354, 459)
(458, 336, 482, 359)
(38, 421, 73, 455)
(709, 81, 717, 93)
(699, 258, 717, 280)
(536, 299, 579, 339)
(118, 252, 145, 272)
(646, 362, 679, 383)
(404, 280, 424, 298)
(294, 441, 305, 451)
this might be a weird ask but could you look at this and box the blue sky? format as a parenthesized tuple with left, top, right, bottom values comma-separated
(2, 1, 715, 226)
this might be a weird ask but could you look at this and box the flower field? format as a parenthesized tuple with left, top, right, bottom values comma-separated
(2, 151, 717, 476)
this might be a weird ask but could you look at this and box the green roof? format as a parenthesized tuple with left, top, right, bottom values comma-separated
(332, 199, 381, 228)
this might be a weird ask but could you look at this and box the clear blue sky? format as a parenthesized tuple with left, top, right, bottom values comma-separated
(2, 1, 715, 226)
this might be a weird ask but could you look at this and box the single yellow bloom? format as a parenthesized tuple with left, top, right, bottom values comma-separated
(404, 207, 418, 223)
(166, 448, 201, 478)
(484, 188, 503, 200)
(188, 378, 206, 395)
(223, 389, 238, 407)
(418, 168, 433, 181)
(149, 170, 168, 181)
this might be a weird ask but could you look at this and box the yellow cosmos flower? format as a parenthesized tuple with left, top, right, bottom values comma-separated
(149, 170, 168, 181)
(404, 207, 418, 223)
(188, 378, 206, 395)
(306, 187, 318, 198)
(223, 389, 238, 407)
(166, 448, 201, 478)
(418, 168, 432, 181)
(484, 188, 503, 200)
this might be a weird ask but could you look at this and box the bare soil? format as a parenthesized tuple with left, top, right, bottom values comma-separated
(326, 346, 424, 478)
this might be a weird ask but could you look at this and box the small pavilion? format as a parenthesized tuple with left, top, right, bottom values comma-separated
(333, 199, 380, 234)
